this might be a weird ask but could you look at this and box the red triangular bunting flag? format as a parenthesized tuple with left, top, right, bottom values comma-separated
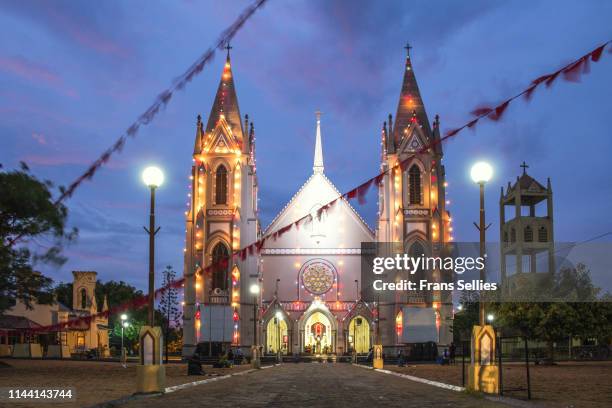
(591, 44, 606, 62)
(470, 107, 493, 117)
(488, 100, 510, 121)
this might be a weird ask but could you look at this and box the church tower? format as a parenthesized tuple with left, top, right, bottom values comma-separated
(500, 163, 555, 293)
(182, 49, 260, 357)
(377, 45, 453, 348)
(72, 271, 97, 312)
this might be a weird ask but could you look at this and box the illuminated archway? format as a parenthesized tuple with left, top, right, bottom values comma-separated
(348, 315, 371, 353)
(304, 311, 333, 354)
(266, 317, 288, 354)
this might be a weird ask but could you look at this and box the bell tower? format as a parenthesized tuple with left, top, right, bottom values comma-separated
(182, 48, 260, 357)
(377, 44, 453, 347)
(72, 271, 97, 313)
(500, 163, 555, 293)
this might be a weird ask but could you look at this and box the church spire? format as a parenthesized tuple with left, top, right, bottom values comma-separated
(393, 42, 431, 146)
(313, 110, 324, 174)
(204, 45, 244, 144)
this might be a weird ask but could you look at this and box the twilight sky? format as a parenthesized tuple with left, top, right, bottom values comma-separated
(1, 0, 611, 291)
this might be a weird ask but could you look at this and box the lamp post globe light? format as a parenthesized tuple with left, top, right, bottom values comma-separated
(142, 166, 165, 188)
(470, 161, 493, 185)
(249, 284, 261, 368)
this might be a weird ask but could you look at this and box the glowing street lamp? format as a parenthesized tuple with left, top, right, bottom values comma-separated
(275, 310, 283, 361)
(142, 166, 164, 326)
(250, 283, 261, 368)
(120, 315, 129, 368)
(487, 313, 495, 323)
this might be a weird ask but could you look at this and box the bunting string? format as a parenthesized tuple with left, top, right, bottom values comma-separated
(444, 41, 611, 138)
(23, 39, 612, 334)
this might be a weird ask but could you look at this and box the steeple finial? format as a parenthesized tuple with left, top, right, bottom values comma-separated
(404, 42, 412, 56)
(313, 110, 324, 174)
(224, 42, 233, 61)
(520, 161, 529, 175)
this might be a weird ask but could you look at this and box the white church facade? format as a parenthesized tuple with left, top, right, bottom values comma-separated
(182, 47, 453, 358)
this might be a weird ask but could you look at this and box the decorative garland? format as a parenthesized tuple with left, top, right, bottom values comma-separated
(24, 40, 611, 334)
(6, 0, 268, 249)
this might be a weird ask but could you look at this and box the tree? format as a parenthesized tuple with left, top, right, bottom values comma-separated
(159, 265, 181, 362)
(0, 162, 77, 314)
(451, 291, 479, 344)
(492, 263, 611, 363)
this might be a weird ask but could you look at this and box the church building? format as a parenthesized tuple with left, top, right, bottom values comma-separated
(182, 46, 453, 357)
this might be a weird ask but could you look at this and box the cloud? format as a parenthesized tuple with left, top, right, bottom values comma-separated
(1, 0, 132, 59)
(31, 133, 47, 145)
(0, 56, 78, 98)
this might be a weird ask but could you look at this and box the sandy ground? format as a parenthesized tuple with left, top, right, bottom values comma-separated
(0, 358, 251, 407)
(387, 360, 612, 408)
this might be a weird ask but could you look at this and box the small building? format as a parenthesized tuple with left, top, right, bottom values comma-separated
(2, 271, 110, 357)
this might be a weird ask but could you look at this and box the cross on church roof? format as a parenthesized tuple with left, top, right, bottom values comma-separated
(224, 42, 233, 58)
(404, 42, 412, 56)
(520, 161, 529, 174)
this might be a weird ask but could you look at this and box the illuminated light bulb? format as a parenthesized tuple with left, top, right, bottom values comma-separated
(443, 182, 448, 187)
(195, 282, 201, 289)
(294, 262, 300, 268)
(446, 200, 450, 205)
(189, 176, 194, 180)
(338, 260, 344, 266)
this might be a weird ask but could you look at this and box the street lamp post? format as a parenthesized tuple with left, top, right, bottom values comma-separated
(468, 161, 499, 394)
(137, 166, 166, 393)
(122, 321, 130, 367)
(275, 310, 283, 362)
(249, 283, 260, 368)
(470, 161, 493, 326)
(120, 314, 128, 367)
(142, 166, 164, 326)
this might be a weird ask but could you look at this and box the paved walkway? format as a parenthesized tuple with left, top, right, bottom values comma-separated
(122, 363, 508, 407)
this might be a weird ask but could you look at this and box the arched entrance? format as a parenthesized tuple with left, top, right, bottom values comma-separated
(266, 317, 288, 354)
(304, 312, 333, 354)
(348, 315, 371, 353)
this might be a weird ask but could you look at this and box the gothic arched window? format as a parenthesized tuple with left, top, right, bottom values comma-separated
(538, 226, 548, 242)
(215, 165, 228, 205)
(408, 165, 422, 205)
(211, 243, 229, 291)
(524, 226, 533, 242)
(80, 288, 87, 309)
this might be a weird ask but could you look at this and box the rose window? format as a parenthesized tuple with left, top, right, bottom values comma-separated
(302, 262, 334, 295)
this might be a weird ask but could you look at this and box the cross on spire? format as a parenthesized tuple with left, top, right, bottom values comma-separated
(224, 42, 233, 59)
(404, 42, 412, 56)
(520, 161, 529, 174)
